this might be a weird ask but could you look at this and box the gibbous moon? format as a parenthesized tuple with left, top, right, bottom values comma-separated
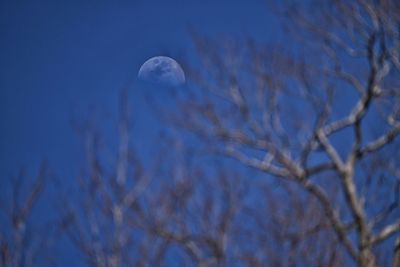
(138, 56, 185, 86)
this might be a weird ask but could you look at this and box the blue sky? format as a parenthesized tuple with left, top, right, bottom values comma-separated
(0, 2, 277, 264)
(0, 0, 275, 178)
(2, 1, 399, 266)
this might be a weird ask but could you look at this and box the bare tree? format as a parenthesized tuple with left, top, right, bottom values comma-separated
(60, 90, 157, 267)
(170, 0, 400, 266)
(58, 85, 343, 267)
(59, 87, 248, 266)
(0, 164, 52, 267)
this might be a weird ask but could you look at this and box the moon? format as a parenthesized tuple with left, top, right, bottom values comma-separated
(138, 56, 185, 86)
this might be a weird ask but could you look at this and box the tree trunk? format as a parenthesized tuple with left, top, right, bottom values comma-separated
(358, 248, 377, 267)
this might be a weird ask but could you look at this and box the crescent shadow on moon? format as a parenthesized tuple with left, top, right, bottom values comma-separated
(138, 56, 185, 87)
